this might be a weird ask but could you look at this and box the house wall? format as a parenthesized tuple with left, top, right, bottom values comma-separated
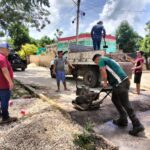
(58, 34, 116, 53)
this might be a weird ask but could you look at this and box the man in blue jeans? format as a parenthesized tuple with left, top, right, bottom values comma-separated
(91, 21, 106, 50)
(0, 42, 17, 124)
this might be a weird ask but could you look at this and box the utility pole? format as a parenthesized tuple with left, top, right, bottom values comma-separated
(76, 0, 81, 44)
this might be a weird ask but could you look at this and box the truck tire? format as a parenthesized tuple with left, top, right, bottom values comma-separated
(83, 70, 99, 88)
(72, 66, 78, 79)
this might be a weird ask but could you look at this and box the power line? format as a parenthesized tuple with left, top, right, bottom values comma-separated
(72, 0, 77, 6)
(50, 0, 150, 35)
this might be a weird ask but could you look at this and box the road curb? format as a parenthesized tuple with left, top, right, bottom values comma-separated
(14, 79, 71, 119)
(15, 79, 118, 150)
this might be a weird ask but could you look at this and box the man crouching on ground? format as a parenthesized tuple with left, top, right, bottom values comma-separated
(53, 51, 74, 92)
(0, 42, 17, 124)
(92, 54, 144, 136)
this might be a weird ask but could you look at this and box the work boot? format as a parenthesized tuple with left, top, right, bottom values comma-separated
(129, 116, 145, 136)
(129, 124, 145, 136)
(113, 118, 128, 127)
(0, 117, 18, 125)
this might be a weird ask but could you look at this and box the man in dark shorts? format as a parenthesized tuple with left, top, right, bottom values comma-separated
(0, 42, 17, 124)
(92, 54, 144, 136)
(53, 51, 74, 92)
(133, 51, 144, 95)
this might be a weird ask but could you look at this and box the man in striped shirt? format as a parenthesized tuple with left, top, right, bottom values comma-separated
(92, 54, 144, 136)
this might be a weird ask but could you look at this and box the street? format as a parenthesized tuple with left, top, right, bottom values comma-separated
(14, 65, 150, 150)
(1, 0, 150, 149)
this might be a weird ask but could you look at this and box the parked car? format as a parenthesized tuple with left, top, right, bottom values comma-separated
(8, 52, 27, 71)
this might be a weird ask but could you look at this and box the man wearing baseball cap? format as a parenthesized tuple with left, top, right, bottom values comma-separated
(0, 42, 17, 124)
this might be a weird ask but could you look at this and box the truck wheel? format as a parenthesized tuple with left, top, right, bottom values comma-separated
(83, 70, 99, 88)
(72, 67, 78, 79)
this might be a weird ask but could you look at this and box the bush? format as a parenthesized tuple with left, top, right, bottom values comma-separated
(18, 44, 37, 60)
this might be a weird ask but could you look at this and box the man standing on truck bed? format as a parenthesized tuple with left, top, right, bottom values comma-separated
(92, 54, 144, 136)
(91, 21, 106, 50)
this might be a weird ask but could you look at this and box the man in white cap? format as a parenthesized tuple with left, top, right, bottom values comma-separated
(0, 42, 17, 124)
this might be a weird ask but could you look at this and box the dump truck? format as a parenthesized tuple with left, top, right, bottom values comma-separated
(50, 44, 133, 88)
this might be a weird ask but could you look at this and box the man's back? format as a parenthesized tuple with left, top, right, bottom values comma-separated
(91, 24, 105, 39)
(99, 57, 127, 86)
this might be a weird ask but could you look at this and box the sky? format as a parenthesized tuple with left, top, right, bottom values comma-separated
(29, 0, 150, 39)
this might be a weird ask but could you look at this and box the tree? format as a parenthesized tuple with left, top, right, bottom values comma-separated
(140, 21, 150, 56)
(30, 37, 40, 47)
(140, 36, 150, 55)
(38, 36, 55, 47)
(141, 21, 150, 55)
(18, 43, 37, 60)
(0, 31, 4, 37)
(8, 23, 31, 51)
(140, 21, 150, 69)
(0, 0, 50, 32)
(7, 38, 15, 49)
(54, 29, 63, 40)
(116, 21, 140, 53)
(145, 21, 150, 35)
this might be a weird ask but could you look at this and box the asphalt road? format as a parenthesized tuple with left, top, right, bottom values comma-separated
(14, 65, 150, 150)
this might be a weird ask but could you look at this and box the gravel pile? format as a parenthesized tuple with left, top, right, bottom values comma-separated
(0, 98, 80, 150)
(0, 96, 117, 150)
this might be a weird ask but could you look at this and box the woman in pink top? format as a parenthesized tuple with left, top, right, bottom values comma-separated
(132, 51, 144, 95)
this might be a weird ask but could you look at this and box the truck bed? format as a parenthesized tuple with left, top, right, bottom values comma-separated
(67, 44, 133, 78)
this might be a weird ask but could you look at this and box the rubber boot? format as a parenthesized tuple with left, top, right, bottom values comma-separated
(129, 118, 145, 136)
(113, 118, 128, 127)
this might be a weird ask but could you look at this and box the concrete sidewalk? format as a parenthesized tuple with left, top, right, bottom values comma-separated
(94, 111, 150, 150)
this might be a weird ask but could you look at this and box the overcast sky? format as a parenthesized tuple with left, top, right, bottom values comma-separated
(29, 0, 150, 39)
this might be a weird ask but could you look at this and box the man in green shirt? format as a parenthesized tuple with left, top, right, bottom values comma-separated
(92, 54, 144, 136)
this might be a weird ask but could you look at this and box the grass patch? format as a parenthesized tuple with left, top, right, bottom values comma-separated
(73, 122, 96, 150)
(11, 81, 34, 99)
(73, 122, 118, 150)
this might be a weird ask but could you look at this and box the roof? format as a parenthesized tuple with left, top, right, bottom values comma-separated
(58, 33, 116, 42)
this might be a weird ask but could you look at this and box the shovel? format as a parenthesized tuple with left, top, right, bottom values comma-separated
(103, 38, 108, 49)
